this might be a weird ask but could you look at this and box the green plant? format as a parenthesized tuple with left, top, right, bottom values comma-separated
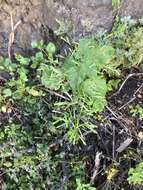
(0, 42, 64, 189)
(128, 162, 143, 185)
(76, 178, 96, 190)
(62, 38, 120, 112)
(50, 37, 122, 144)
(1, 17, 143, 189)
(112, 0, 121, 8)
(130, 105, 143, 120)
(0, 123, 62, 190)
(54, 105, 97, 145)
(111, 17, 143, 67)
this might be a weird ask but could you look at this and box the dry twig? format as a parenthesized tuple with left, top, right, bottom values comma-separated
(8, 12, 22, 60)
(47, 90, 71, 101)
(90, 152, 102, 185)
(116, 73, 143, 95)
(118, 83, 143, 110)
(116, 138, 133, 153)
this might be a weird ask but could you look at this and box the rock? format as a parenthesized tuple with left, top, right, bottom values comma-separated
(0, 0, 45, 56)
(120, 0, 143, 18)
(44, 0, 113, 39)
(0, 0, 113, 56)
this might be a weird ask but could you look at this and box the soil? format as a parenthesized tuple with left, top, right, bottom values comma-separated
(64, 71, 143, 189)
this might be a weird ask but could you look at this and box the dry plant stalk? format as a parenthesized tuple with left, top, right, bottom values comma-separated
(90, 152, 102, 185)
(8, 11, 22, 61)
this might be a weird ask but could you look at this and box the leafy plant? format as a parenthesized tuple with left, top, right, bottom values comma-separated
(130, 105, 143, 120)
(76, 178, 96, 190)
(62, 38, 119, 112)
(56, 107, 97, 145)
(111, 17, 143, 67)
(128, 162, 143, 185)
(112, 0, 121, 8)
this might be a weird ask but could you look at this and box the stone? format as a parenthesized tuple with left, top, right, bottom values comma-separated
(43, 0, 113, 38)
(0, 0, 113, 56)
(0, 0, 45, 56)
(120, 0, 143, 18)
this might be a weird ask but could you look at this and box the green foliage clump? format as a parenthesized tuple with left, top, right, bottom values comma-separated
(0, 38, 118, 189)
(111, 16, 143, 67)
(1, 17, 143, 189)
(62, 38, 119, 112)
(130, 105, 143, 120)
(124, 27, 143, 66)
(76, 178, 96, 190)
(0, 124, 61, 190)
(112, 0, 121, 8)
(128, 162, 143, 185)
(0, 41, 62, 189)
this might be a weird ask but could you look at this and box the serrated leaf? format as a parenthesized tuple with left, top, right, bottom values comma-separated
(82, 76, 107, 112)
(18, 68, 28, 82)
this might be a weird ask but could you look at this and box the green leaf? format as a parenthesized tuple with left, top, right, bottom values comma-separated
(128, 162, 143, 185)
(112, 0, 121, 8)
(82, 76, 107, 112)
(18, 68, 28, 82)
(4, 162, 12, 168)
(46, 42, 56, 54)
(28, 88, 39, 97)
(31, 52, 45, 68)
(15, 54, 30, 65)
(3, 88, 12, 97)
(31, 40, 39, 48)
(35, 52, 44, 61)
(41, 65, 63, 90)
(31, 40, 44, 49)
(13, 90, 24, 99)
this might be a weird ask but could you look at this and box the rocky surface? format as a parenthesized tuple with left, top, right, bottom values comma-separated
(0, 0, 45, 56)
(43, 0, 113, 38)
(0, 0, 112, 56)
(120, 0, 143, 18)
(0, 0, 143, 56)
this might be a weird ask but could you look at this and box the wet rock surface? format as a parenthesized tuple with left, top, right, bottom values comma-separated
(0, 0, 143, 56)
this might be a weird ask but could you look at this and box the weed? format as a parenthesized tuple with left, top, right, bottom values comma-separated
(130, 105, 143, 120)
(112, 0, 121, 8)
(128, 162, 143, 185)
(76, 178, 96, 190)
(62, 38, 120, 112)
